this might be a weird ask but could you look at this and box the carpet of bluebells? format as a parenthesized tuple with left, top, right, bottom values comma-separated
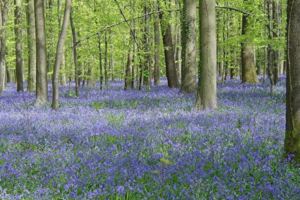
(0, 78, 300, 200)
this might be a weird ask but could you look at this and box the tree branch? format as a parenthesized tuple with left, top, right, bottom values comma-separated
(71, 9, 178, 48)
(216, 6, 251, 16)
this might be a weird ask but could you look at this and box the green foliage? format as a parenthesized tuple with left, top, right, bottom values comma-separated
(105, 113, 125, 128)
(91, 99, 139, 110)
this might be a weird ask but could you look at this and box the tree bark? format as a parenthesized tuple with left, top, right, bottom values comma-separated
(159, 0, 179, 88)
(266, 0, 281, 92)
(70, 8, 79, 97)
(124, 47, 133, 90)
(14, 0, 24, 92)
(153, 3, 160, 86)
(0, 0, 8, 94)
(57, 0, 67, 86)
(131, 23, 136, 89)
(175, 0, 182, 84)
(181, 0, 197, 93)
(26, 0, 36, 92)
(285, 0, 300, 163)
(51, 0, 71, 109)
(104, 31, 108, 87)
(35, 0, 48, 105)
(97, 33, 103, 90)
(241, 0, 258, 84)
(196, 0, 217, 110)
(109, 32, 114, 81)
(143, 2, 151, 88)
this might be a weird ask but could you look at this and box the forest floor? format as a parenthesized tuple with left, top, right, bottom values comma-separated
(0, 78, 299, 199)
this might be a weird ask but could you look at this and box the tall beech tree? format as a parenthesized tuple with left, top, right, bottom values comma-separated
(181, 0, 197, 93)
(35, 0, 48, 105)
(285, 0, 300, 163)
(159, 0, 179, 88)
(14, 0, 24, 92)
(57, 0, 67, 86)
(241, 0, 258, 84)
(266, 0, 281, 94)
(153, 2, 160, 86)
(142, 2, 151, 88)
(97, 33, 104, 90)
(70, 8, 79, 97)
(26, 0, 36, 92)
(52, 0, 72, 109)
(0, 0, 7, 94)
(196, 0, 217, 110)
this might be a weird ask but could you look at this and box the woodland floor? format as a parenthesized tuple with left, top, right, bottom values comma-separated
(0, 78, 299, 199)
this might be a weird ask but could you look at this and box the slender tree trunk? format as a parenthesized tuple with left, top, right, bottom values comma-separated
(60, 49, 67, 85)
(131, 26, 136, 89)
(153, 3, 160, 86)
(196, 0, 217, 110)
(97, 33, 103, 90)
(175, 0, 182, 84)
(175, 26, 181, 84)
(14, 0, 24, 92)
(267, 0, 275, 93)
(104, 31, 108, 87)
(181, 0, 197, 93)
(266, 0, 281, 94)
(143, 2, 151, 88)
(273, 0, 281, 84)
(57, 0, 67, 86)
(35, 0, 48, 105)
(124, 47, 133, 90)
(159, 1, 179, 88)
(109, 45, 115, 81)
(6, 67, 10, 83)
(0, 0, 8, 94)
(285, 0, 300, 163)
(86, 65, 94, 87)
(138, 52, 143, 90)
(26, 0, 36, 92)
(70, 8, 79, 97)
(109, 33, 114, 81)
(51, 0, 71, 109)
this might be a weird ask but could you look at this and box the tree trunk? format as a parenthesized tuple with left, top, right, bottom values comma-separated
(181, 0, 197, 93)
(175, 0, 182, 84)
(0, 0, 8, 94)
(109, 33, 114, 81)
(196, 0, 217, 110)
(124, 47, 133, 90)
(285, 0, 300, 163)
(153, 3, 160, 86)
(266, 0, 281, 94)
(51, 0, 71, 109)
(159, 0, 179, 88)
(104, 31, 108, 87)
(26, 0, 36, 92)
(241, 2, 258, 84)
(131, 26, 136, 89)
(70, 8, 79, 97)
(6, 67, 10, 83)
(35, 0, 48, 105)
(143, 2, 151, 88)
(57, 0, 67, 86)
(97, 33, 103, 90)
(162, 25, 179, 88)
(60, 49, 67, 85)
(14, 0, 24, 92)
